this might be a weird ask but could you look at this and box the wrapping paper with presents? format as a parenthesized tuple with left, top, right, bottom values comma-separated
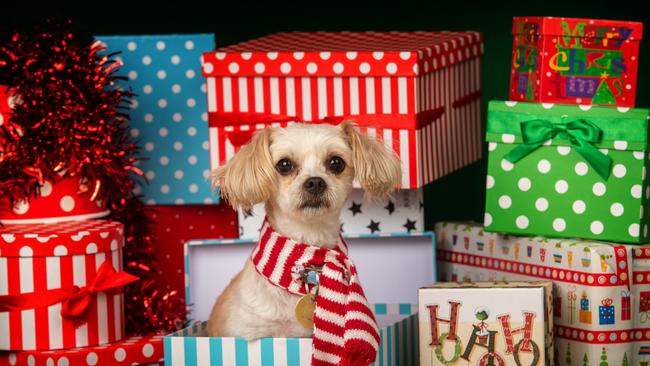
(418, 281, 553, 366)
(237, 188, 424, 239)
(510, 16, 643, 107)
(436, 221, 650, 366)
(201, 31, 483, 189)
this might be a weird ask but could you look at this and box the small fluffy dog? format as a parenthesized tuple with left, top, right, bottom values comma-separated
(208, 121, 401, 340)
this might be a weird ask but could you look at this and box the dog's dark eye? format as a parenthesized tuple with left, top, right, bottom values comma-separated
(327, 156, 345, 174)
(276, 158, 294, 175)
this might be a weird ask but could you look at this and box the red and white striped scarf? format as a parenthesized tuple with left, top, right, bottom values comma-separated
(251, 220, 379, 366)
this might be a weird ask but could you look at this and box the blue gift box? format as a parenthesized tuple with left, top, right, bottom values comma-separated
(580, 298, 589, 311)
(164, 232, 436, 365)
(97, 34, 218, 205)
(598, 299, 615, 325)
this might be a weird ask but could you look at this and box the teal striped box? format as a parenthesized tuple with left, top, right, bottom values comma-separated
(164, 231, 435, 365)
(165, 303, 418, 366)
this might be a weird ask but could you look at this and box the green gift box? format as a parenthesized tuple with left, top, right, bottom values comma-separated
(484, 100, 650, 243)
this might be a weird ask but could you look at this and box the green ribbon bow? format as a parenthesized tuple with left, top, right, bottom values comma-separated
(504, 119, 612, 180)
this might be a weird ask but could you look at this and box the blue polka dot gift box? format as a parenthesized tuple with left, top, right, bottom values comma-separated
(484, 100, 650, 243)
(97, 34, 218, 205)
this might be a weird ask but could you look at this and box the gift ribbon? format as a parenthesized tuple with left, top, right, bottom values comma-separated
(600, 298, 613, 307)
(209, 107, 446, 131)
(503, 119, 612, 180)
(0, 261, 138, 319)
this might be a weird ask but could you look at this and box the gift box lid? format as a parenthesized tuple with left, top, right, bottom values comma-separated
(420, 280, 553, 290)
(486, 100, 650, 150)
(201, 31, 483, 78)
(184, 231, 436, 320)
(512, 16, 643, 40)
(0, 220, 124, 257)
(0, 333, 164, 366)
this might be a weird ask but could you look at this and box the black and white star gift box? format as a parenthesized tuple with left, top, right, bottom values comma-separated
(238, 188, 424, 239)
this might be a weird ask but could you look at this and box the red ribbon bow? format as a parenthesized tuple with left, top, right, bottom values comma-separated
(0, 261, 138, 320)
(601, 298, 614, 307)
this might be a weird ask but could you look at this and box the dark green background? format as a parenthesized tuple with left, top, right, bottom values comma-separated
(3, 0, 648, 229)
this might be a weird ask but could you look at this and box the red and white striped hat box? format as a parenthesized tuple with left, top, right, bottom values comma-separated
(0, 220, 126, 351)
(201, 31, 484, 189)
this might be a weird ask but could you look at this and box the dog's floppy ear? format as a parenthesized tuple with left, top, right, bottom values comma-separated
(212, 128, 276, 211)
(340, 120, 402, 198)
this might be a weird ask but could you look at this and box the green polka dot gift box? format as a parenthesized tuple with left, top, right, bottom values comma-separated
(484, 100, 650, 243)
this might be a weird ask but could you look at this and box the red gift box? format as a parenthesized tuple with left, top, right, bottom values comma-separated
(0, 333, 164, 366)
(509, 16, 643, 107)
(149, 204, 238, 303)
(201, 31, 484, 189)
(0, 85, 12, 127)
(0, 176, 110, 225)
(0, 221, 131, 351)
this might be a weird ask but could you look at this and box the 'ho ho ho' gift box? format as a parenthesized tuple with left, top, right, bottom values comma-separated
(164, 231, 437, 365)
(418, 281, 553, 366)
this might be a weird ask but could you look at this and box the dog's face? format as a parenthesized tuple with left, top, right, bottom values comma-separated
(213, 121, 401, 219)
(268, 124, 355, 218)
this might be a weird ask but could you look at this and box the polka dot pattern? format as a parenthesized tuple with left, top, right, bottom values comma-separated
(202, 31, 483, 77)
(0, 220, 123, 257)
(97, 35, 217, 205)
(1, 177, 109, 223)
(0, 335, 165, 365)
(486, 106, 650, 242)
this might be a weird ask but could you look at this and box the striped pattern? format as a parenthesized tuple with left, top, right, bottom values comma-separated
(251, 222, 378, 365)
(0, 222, 125, 351)
(165, 304, 418, 366)
(205, 46, 482, 189)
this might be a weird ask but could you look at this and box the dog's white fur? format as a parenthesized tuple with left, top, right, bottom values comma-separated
(208, 121, 401, 339)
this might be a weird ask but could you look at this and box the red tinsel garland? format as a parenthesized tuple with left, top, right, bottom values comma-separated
(0, 19, 186, 334)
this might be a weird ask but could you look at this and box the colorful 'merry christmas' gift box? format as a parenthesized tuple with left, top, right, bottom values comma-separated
(0, 333, 164, 366)
(201, 31, 483, 189)
(164, 232, 437, 365)
(0, 220, 135, 351)
(435, 221, 650, 366)
(510, 16, 643, 107)
(97, 34, 218, 205)
(485, 100, 650, 243)
(237, 189, 423, 239)
(418, 281, 553, 366)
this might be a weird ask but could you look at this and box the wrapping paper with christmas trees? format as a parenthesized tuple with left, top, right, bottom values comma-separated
(484, 100, 650, 243)
(435, 221, 650, 366)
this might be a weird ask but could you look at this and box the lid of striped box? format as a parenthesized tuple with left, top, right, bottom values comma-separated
(0, 220, 124, 257)
(201, 31, 483, 77)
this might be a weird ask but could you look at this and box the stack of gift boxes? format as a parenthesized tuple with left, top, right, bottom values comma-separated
(0, 176, 164, 363)
(158, 31, 485, 365)
(436, 16, 647, 366)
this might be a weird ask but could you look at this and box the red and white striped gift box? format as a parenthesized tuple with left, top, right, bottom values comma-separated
(0, 220, 128, 351)
(201, 31, 484, 189)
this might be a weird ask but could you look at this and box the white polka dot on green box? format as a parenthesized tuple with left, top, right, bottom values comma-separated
(484, 100, 650, 244)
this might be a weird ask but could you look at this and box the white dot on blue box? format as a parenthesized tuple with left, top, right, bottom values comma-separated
(96, 34, 218, 205)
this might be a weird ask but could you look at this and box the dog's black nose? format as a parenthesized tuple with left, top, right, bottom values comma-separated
(303, 177, 327, 195)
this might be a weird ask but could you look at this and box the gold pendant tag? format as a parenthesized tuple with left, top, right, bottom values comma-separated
(295, 293, 316, 329)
